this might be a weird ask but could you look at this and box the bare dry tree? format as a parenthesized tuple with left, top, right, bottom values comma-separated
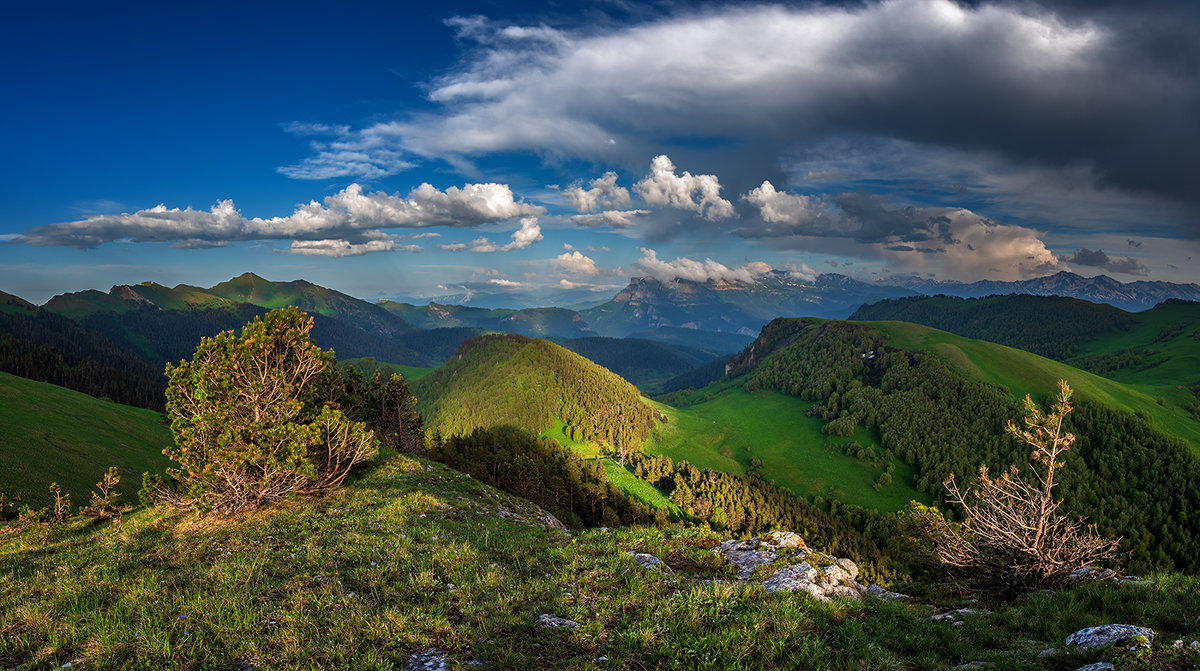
(906, 380, 1121, 593)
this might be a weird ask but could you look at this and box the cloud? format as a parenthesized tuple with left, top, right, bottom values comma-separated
(568, 209, 651, 229)
(554, 250, 599, 275)
(742, 181, 835, 236)
(634, 155, 734, 221)
(291, 1, 1200, 228)
(1064, 247, 1150, 276)
(19, 182, 544, 249)
(564, 172, 632, 212)
(632, 248, 770, 283)
(467, 217, 543, 252)
(784, 263, 818, 283)
(439, 242, 469, 252)
(287, 238, 422, 257)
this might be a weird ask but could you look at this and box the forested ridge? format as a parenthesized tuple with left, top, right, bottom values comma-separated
(0, 304, 166, 409)
(722, 317, 1200, 573)
(413, 334, 659, 455)
(849, 294, 1136, 359)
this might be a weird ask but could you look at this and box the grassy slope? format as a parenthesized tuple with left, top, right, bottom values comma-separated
(341, 356, 433, 382)
(868, 319, 1200, 454)
(643, 388, 930, 512)
(0, 372, 174, 507)
(3, 454, 1198, 670)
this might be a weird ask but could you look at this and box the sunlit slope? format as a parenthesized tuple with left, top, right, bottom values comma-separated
(643, 389, 929, 512)
(868, 319, 1200, 453)
(412, 333, 658, 451)
(0, 372, 174, 507)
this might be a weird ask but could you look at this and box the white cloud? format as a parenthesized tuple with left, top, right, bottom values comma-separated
(287, 238, 422, 257)
(563, 172, 632, 212)
(784, 263, 818, 283)
(632, 248, 769, 283)
(438, 242, 469, 252)
(634, 155, 734, 221)
(468, 217, 543, 252)
(568, 209, 651, 229)
(743, 181, 833, 235)
(19, 182, 544, 249)
(489, 278, 522, 287)
(554, 250, 599, 275)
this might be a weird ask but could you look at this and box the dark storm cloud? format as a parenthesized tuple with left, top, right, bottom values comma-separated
(1064, 247, 1150, 276)
(285, 1, 1200, 234)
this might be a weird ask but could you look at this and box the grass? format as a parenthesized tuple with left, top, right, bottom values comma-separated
(643, 388, 930, 512)
(0, 372, 174, 507)
(342, 356, 434, 382)
(3, 455, 1198, 670)
(541, 418, 681, 514)
(870, 320, 1200, 455)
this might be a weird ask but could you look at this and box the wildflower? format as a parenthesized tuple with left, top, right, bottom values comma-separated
(179, 614, 186, 619)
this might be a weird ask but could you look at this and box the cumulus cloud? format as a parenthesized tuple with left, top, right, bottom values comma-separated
(784, 263, 818, 283)
(568, 209, 651, 229)
(742, 181, 835, 236)
(554, 250, 599, 275)
(564, 172, 632, 212)
(632, 248, 770, 283)
(1064, 247, 1150, 276)
(634, 156, 734, 221)
(467, 217, 543, 252)
(19, 182, 544, 249)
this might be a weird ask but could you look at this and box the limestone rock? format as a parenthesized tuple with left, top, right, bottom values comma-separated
(537, 613, 579, 629)
(763, 563, 818, 593)
(405, 648, 450, 671)
(715, 538, 777, 579)
(836, 558, 859, 581)
(865, 585, 909, 600)
(824, 584, 862, 600)
(766, 531, 803, 548)
(626, 551, 675, 575)
(1065, 624, 1155, 651)
(1073, 663, 1114, 671)
(929, 608, 986, 622)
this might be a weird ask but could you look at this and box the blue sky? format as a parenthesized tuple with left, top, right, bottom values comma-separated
(3, 0, 1199, 305)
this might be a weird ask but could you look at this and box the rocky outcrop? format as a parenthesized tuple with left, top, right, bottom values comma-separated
(1065, 624, 1155, 651)
(711, 532, 906, 602)
(627, 551, 675, 575)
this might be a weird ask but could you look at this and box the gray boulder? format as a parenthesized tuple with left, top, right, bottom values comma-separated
(865, 585, 909, 600)
(1065, 624, 1154, 651)
(766, 531, 803, 548)
(626, 551, 674, 575)
(715, 538, 777, 579)
(1073, 663, 1114, 671)
(763, 563, 819, 593)
(537, 613, 579, 629)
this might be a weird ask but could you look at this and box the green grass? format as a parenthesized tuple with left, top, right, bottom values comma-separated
(0, 372, 174, 507)
(342, 356, 433, 382)
(870, 320, 1200, 454)
(3, 458, 1198, 670)
(643, 388, 930, 512)
(540, 418, 681, 514)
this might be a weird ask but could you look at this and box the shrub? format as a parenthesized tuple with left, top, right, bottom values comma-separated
(903, 380, 1121, 593)
(157, 307, 378, 515)
(81, 466, 123, 520)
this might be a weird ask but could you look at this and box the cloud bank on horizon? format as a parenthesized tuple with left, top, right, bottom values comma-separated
(4, 0, 1199, 302)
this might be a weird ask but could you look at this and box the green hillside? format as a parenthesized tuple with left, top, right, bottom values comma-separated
(644, 389, 929, 513)
(701, 317, 1200, 573)
(412, 334, 659, 454)
(0, 372, 174, 507)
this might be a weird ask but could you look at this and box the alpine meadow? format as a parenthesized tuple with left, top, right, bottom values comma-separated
(4, 1, 1200, 669)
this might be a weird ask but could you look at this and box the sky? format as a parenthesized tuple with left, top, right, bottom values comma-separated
(2, 0, 1199, 306)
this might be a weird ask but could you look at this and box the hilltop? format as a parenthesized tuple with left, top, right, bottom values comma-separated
(3, 451, 1200, 670)
(412, 334, 659, 456)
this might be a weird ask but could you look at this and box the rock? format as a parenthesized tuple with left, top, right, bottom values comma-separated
(953, 662, 994, 669)
(715, 538, 777, 579)
(766, 531, 803, 548)
(1172, 639, 1185, 649)
(1191, 641, 1200, 650)
(929, 608, 985, 622)
(1067, 566, 1119, 583)
(835, 558, 859, 581)
(865, 585, 909, 600)
(405, 648, 451, 671)
(1065, 624, 1155, 651)
(1073, 663, 1114, 671)
(824, 584, 862, 600)
(763, 562, 819, 593)
(1037, 648, 1057, 658)
(626, 551, 675, 576)
(536, 613, 579, 629)
(821, 563, 852, 584)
